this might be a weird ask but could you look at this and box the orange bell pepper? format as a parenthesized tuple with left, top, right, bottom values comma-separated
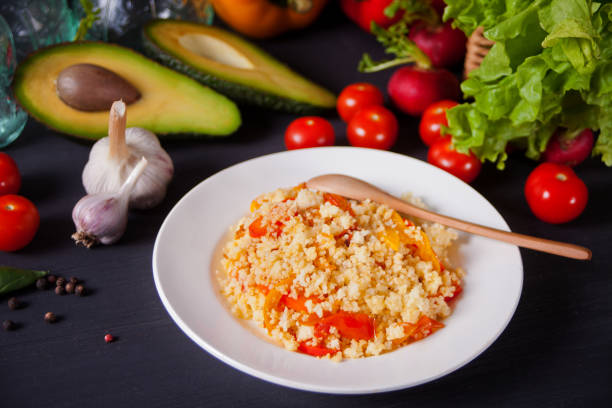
(211, 0, 329, 39)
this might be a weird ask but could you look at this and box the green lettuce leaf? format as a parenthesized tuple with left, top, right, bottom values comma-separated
(443, 0, 612, 168)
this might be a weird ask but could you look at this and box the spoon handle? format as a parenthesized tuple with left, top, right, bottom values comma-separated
(307, 175, 591, 260)
(384, 194, 591, 260)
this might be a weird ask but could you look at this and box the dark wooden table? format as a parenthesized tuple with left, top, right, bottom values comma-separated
(1, 4, 610, 407)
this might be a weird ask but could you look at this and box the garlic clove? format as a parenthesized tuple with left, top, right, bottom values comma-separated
(73, 157, 148, 247)
(82, 100, 174, 210)
(124, 127, 174, 209)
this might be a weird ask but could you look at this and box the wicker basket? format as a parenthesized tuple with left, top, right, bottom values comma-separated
(464, 27, 495, 78)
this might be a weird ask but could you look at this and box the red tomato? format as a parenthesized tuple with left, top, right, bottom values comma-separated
(285, 116, 335, 150)
(419, 100, 458, 146)
(279, 294, 320, 313)
(315, 311, 375, 341)
(347, 105, 398, 150)
(524, 163, 588, 224)
(337, 83, 384, 122)
(0, 195, 40, 252)
(444, 284, 462, 302)
(427, 139, 481, 183)
(298, 342, 339, 357)
(0, 152, 21, 196)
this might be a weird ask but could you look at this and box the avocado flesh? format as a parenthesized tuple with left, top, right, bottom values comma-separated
(142, 20, 336, 114)
(13, 42, 241, 140)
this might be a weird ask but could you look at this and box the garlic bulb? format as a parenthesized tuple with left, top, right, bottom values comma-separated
(82, 101, 173, 210)
(73, 157, 148, 247)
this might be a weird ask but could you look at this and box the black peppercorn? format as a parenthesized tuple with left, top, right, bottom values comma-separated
(2, 320, 16, 331)
(56, 277, 66, 287)
(75, 284, 86, 297)
(65, 282, 75, 294)
(44, 312, 57, 323)
(36, 278, 47, 290)
(69, 277, 78, 285)
(8, 297, 20, 310)
(55, 286, 65, 296)
(47, 274, 57, 284)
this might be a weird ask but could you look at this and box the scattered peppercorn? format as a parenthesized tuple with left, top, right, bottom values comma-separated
(75, 284, 86, 297)
(44, 312, 57, 323)
(47, 274, 57, 284)
(104, 333, 114, 343)
(65, 282, 75, 294)
(2, 320, 16, 331)
(8, 297, 20, 310)
(55, 286, 65, 296)
(36, 278, 47, 290)
(56, 277, 66, 287)
(69, 277, 79, 285)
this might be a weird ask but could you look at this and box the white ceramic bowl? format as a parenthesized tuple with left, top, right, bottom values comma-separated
(152, 147, 523, 394)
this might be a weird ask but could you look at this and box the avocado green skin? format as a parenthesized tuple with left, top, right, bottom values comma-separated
(141, 29, 333, 115)
(13, 41, 241, 141)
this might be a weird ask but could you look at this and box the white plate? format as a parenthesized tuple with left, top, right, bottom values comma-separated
(152, 147, 523, 394)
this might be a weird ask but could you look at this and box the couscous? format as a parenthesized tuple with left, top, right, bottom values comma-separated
(217, 184, 464, 360)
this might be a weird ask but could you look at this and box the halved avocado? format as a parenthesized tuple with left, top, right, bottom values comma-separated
(142, 20, 336, 114)
(13, 42, 241, 140)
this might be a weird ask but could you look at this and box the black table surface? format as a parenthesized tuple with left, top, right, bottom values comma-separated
(1, 4, 610, 407)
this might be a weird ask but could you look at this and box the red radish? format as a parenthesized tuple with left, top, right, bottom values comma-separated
(388, 66, 461, 116)
(431, 0, 446, 17)
(542, 128, 594, 167)
(340, 0, 403, 32)
(409, 21, 467, 68)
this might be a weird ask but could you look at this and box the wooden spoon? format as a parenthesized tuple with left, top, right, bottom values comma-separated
(307, 174, 591, 260)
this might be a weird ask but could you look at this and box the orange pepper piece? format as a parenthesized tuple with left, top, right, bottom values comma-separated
(401, 315, 444, 342)
(248, 216, 267, 238)
(324, 193, 355, 215)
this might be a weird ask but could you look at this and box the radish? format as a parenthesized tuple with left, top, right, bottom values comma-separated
(542, 128, 594, 167)
(388, 66, 460, 116)
(409, 21, 467, 68)
(431, 0, 447, 16)
(358, 4, 463, 116)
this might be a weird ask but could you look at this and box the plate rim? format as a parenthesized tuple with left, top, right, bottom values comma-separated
(152, 146, 524, 394)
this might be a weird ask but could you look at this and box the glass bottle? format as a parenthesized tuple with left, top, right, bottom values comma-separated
(0, 15, 27, 148)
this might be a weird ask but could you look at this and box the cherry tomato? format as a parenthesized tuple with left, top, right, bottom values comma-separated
(524, 163, 588, 224)
(0, 152, 21, 196)
(285, 117, 335, 150)
(298, 342, 339, 357)
(347, 105, 398, 150)
(315, 311, 375, 341)
(337, 83, 384, 122)
(0, 194, 40, 252)
(427, 139, 481, 183)
(419, 100, 458, 146)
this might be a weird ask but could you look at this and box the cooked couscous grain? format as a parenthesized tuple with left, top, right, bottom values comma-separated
(217, 185, 464, 360)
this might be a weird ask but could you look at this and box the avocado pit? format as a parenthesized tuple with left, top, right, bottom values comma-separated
(57, 64, 141, 111)
(177, 34, 255, 70)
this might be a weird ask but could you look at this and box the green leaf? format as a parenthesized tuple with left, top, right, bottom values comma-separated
(357, 22, 431, 72)
(73, 0, 101, 41)
(443, 0, 612, 167)
(0, 266, 48, 295)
